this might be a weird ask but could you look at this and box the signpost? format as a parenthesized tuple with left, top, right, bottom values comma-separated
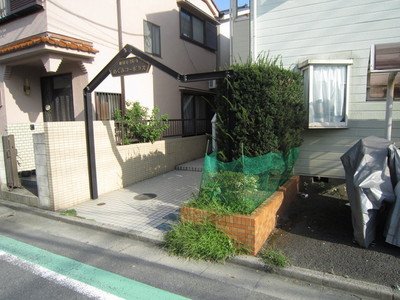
(84, 44, 233, 200)
(110, 57, 151, 77)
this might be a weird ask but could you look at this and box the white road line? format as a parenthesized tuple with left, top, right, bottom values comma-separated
(0, 250, 124, 300)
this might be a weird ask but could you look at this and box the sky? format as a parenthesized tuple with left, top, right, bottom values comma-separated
(213, 0, 249, 11)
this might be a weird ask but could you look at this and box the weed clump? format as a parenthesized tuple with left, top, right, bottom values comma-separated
(164, 222, 242, 263)
(261, 248, 290, 268)
(60, 209, 77, 217)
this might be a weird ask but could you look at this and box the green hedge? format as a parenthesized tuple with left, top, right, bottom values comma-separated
(213, 57, 305, 161)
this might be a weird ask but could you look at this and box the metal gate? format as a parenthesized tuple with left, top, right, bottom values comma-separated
(2, 135, 21, 188)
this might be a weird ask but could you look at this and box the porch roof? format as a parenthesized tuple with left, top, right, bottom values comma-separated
(0, 32, 99, 56)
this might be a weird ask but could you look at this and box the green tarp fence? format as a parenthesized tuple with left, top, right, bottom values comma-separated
(197, 147, 299, 214)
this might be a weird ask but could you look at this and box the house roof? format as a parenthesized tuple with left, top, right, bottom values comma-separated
(0, 32, 99, 56)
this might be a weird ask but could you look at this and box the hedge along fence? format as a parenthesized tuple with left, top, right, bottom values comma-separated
(213, 56, 306, 161)
(187, 56, 306, 216)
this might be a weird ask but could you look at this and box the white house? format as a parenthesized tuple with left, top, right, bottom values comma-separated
(230, 0, 400, 178)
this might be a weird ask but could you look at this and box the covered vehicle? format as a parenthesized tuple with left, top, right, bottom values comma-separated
(386, 145, 400, 247)
(340, 136, 396, 248)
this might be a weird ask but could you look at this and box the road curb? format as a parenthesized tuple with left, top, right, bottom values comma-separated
(1, 199, 398, 299)
(0, 205, 15, 218)
(230, 255, 398, 300)
(0, 199, 164, 246)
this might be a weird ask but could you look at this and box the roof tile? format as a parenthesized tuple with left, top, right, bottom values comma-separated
(0, 32, 99, 56)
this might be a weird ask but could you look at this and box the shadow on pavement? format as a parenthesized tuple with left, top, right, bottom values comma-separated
(265, 178, 400, 288)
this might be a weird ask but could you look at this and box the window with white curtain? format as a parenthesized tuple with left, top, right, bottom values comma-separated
(299, 60, 352, 128)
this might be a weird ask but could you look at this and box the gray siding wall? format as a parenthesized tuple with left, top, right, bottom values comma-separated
(251, 0, 400, 178)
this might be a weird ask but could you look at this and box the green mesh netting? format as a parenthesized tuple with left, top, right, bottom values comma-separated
(191, 148, 299, 215)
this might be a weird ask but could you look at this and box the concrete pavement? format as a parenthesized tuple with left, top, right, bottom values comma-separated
(0, 158, 399, 299)
(0, 208, 380, 299)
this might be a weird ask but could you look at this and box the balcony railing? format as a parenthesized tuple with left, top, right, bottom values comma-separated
(114, 119, 211, 145)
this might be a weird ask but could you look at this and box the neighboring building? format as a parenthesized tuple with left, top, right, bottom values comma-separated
(217, 4, 250, 69)
(0, 0, 221, 209)
(230, 0, 400, 178)
(0, 0, 219, 172)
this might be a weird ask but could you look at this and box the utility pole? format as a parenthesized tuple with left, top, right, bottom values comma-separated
(116, 0, 126, 114)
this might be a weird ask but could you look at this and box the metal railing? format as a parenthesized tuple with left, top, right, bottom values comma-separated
(114, 119, 211, 145)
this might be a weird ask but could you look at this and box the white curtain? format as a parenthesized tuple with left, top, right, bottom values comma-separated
(310, 65, 346, 123)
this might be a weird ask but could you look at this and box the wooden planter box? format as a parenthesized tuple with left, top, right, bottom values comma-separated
(180, 176, 299, 255)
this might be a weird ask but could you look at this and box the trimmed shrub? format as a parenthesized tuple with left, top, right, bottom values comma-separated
(213, 56, 305, 161)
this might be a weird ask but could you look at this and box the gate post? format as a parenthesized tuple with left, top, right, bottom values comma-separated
(2, 135, 21, 188)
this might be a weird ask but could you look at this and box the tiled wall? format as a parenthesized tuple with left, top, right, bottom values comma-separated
(37, 121, 206, 211)
(6, 123, 44, 172)
(94, 121, 207, 196)
(42, 122, 90, 211)
(181, 176, 299, 255)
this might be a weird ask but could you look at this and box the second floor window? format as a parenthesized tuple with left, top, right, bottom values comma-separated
(144, 20, 161, 57)
(179, 10, 217, 51)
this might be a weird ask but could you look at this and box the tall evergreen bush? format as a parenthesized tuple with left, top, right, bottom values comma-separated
(213, 56, 305, 161)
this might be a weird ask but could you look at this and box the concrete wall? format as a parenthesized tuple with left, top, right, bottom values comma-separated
(33, 121, 206, 211)
(95, 121, 207, 196)
(246, 0, 400, 178)
(32, 133, 51, 209)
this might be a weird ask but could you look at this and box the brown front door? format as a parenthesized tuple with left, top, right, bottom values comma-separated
(41, 74, 74, 122)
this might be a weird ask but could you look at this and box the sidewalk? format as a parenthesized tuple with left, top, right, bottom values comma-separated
(0, 158, 399, 300)
(71, 159, 203, 240)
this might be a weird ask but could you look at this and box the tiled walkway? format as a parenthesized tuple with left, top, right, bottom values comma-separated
(73, 158, 203, 240)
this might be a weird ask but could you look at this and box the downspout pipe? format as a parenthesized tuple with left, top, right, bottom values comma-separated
(385, 72, 398, 141)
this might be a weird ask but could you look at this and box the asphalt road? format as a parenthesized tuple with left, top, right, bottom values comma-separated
(0, 259, 91, 300)
(0, 208, 375, 300)
(271, 179, 400, 288)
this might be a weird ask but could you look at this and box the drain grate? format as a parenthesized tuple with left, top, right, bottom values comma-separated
(134, 193, 157, 200)
(163, 213, 179, 221)
(156, 223, 172, 231)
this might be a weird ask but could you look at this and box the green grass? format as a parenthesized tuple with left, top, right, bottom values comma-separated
(261, 248, 290, 268)
(164, 222, 247, 263)
(60, 209, 77, 217)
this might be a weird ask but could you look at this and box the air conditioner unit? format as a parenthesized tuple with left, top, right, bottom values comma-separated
(209, 80, 217, 89)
